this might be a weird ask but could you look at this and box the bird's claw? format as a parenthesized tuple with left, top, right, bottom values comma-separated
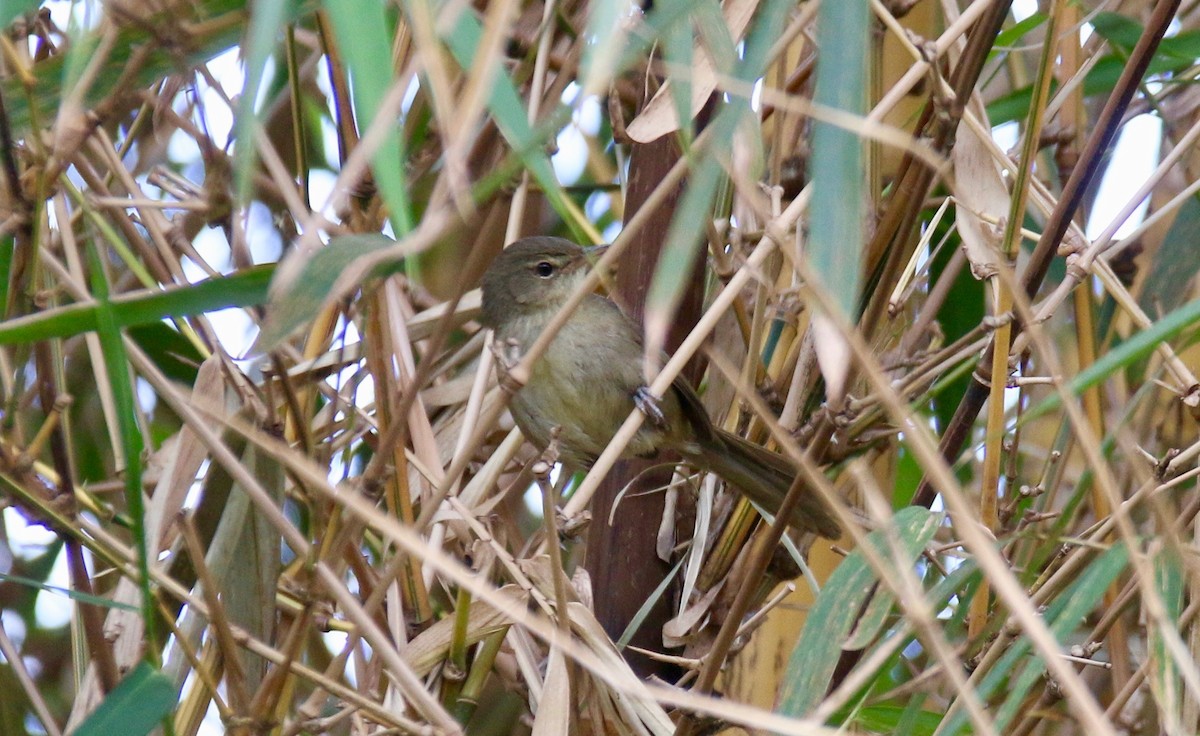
(489, 337, 527, 394)
(634, 386, 667, 428)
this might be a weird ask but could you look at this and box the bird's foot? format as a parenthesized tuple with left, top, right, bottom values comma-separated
(489, 336, 528, 394)
(633, 386, 667, 428)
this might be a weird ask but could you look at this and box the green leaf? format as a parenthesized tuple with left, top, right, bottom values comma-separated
(660, 0, 694, 143)
(1024, 296, 1200, 423)
(808, 0, 868, 321)
(234, 0, 294, 202)
(645, 0, 792, 353)
(839, 703, 942, 736)
(74, 662, 176, 736)
(128, 322, 206, 385)
(581, 0, 631, 94)
(1150, 547, 1185, 721)
(777, 507, 941, 718)
(0, 572, 139, 612)
(993, 12, 1048, 50)
(1158, 29, 1200, 61)
(439, 10, 587, 241)
(617, 555, 687, 649)
(1088, 11, 1145, 50)
(1138, 196, 1200, 315)
(692, 0, 738, 79)
(644, 153, 722, 358)
(322, 0, 413, 235)
(0, 265, 273, 344)
(259, 233, 400, 347)
(0, 0, 41, 30)
(85, 245, 156, 648)
(941, 544, 1129, 736)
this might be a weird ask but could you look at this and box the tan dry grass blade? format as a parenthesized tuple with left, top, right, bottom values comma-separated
(401, 584, 528, 676)
(951, 108, 1010, 281)
(626, 0, 760, 142)
(531, 644, 571, 735)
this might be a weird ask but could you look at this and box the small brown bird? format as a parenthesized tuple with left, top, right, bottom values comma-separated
(480, 236, 840, 537)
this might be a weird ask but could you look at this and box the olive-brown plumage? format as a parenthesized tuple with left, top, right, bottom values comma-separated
(480, 236, 839, 537)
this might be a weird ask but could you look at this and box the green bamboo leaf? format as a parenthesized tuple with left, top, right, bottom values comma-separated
(990, 47, 1197, 125)
(128, 322, 207, 385)
(259, 233, 399, 347)
(85, 245, 154, 645)
(839, 704, 941, 736)
(1089, 12, 1148, 50)
(645, 0, 791, 354)
(942, 544, 1129, 735)
(234, 0, 293, 202)
(580, 0, 632, 94)
(808, 0, 868, 322)
(323, 0, 413, 236)
(0, 572, 139, 612)
(1138, 197, 1200, 314)
(660, 0, 694, 143)
(1024, 296, 1200, 423)
(438, 10, 588, 242)
(0, 0, 42, 30)
(777, 507, 940, 719)
(617, 555, 687, 649)
(0, 265, 273, 344)
(735, 0, 793, 75)
(992, 12, 1048, 50)
(1158, 28, 1200, 61)
(691, 0, 739, 77)
(643, 153, 722, 360)
(74, 662, 175, 736)
(1150, 547, 1185, 723)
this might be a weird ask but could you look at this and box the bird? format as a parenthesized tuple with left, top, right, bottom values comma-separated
(479, 235, 840, 538)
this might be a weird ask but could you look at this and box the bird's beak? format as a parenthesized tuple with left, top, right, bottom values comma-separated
(582, 243, 615, 292)
(583, 243, 609, 259)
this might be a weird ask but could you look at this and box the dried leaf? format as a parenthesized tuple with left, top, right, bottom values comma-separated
(952, 118, 1009, 280)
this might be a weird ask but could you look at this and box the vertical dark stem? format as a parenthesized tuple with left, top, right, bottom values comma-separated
(583, 132, 707, 679)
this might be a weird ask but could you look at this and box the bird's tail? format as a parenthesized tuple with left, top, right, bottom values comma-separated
(689, 430, 841, 538)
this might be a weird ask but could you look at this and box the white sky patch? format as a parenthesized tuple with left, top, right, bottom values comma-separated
(308, 169, 340, 218)
(183, 459, 212, 510)
(179, 50, 239, 153)
(523, 465, 566, 517)
(180, 226, 231, 283)
(585, 191, 611, 222)
(1011, 0, 1039, 22)
(168, 126, 203, 163)
(136, 376, 158, 414)
(992, 120, 1019, 153)
(322, 630, 358, 687)
(577, 95, 603, 135)
(1086, 114, 1162, 240)
(0, 608, 26, 651)
(34, 547, 74, 629)
(247, 202, 284, 263)
(207, 306, 260, 359)
(4, 508, 58, 553)
(45, 0, 96, 34)
(552, 124, 588, 184)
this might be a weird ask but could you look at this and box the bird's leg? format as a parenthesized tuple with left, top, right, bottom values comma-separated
(532, 431, 590, 540)
(633, 386, 668, 428)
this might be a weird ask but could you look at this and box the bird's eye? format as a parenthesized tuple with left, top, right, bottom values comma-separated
(534, 261, 555, 278)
